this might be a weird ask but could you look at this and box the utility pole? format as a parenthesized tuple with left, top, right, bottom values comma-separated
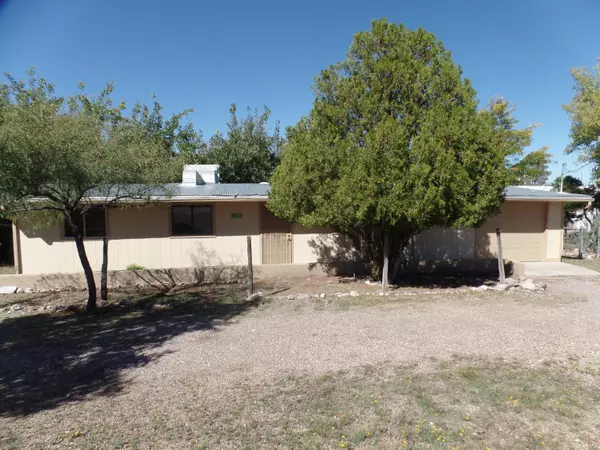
(560, 162, 567, 192)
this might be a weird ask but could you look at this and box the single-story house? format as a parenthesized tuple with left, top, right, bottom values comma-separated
(11, 165, 592, 276)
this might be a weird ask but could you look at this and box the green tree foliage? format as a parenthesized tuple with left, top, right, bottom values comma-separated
(268, 20, 536, 281)
(0, 69, 181, 310)
(483, 98, 551, 185)
(564, 60, 600, 166)
(131, 96, 204, 166)
(202, 104, 283, 183)
(552, 175, 597, 227)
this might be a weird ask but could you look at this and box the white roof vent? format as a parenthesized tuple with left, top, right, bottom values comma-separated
(181, 164, 220, 185)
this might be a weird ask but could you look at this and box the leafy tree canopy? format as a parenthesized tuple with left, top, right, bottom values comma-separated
(482, 98, 551, 186)
(552, 175, 598, 227)
(0, 69, 182, 309)
(201, 105, 283, 183)
(130, 96, 204, 166)
(564, 59, 600, 167)
(268, 20, 543, 279)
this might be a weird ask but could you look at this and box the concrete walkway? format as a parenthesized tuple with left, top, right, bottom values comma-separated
(523, 261, 599, 277)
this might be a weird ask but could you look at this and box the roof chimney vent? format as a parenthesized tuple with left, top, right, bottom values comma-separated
(181, 164, 220, 185)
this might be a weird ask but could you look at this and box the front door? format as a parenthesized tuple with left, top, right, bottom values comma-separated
(261, 205, 292, 264)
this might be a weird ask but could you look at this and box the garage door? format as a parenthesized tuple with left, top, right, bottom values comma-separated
(475, 202, 546, 262)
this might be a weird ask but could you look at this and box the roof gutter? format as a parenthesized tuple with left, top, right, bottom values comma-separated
(506, 196, 592, 203)
(83, 195, 269, 203)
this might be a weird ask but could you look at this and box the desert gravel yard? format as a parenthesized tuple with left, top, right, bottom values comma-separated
(2, 276, 600, 449)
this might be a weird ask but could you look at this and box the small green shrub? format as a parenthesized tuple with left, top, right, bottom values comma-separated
(126, 263, 146, 271)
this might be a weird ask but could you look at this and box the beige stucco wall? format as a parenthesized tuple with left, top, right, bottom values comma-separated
(475, 202, 548, 262)
(16, 200, 566, 275)
(18, 201, 262, 275)
(545, 202, 564, 262)
(408, 227, 476, 261)
(291, 223, 336, 264)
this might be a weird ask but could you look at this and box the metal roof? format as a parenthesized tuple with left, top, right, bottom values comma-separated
(505, 186, 592, 202)
(163, 183, 271, 198)
(89, 183, 591, 202)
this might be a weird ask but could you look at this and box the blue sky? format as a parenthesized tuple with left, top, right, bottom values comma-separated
(1, 0, 598, 182)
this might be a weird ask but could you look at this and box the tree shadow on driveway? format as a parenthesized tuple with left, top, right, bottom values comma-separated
(0, 288, 261, 417)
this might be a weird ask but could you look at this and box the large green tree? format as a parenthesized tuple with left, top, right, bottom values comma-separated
(203, 104, 283, 183)
(131, 96, 204, 166)
(564, 59, 600, 171)
(268, 20, 535, 285)
(484, 99, 551, 185)
(0, 70, 180, 310)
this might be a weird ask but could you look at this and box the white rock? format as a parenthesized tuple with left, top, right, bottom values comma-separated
(504, 277, 517, 285)
(295, 293, 310, 300)
(491, 283, 509, 292)
(520, 279, 537, 291)
(0, 286, 18, 294)
(350, 290, 360, 297)
(319, 293, 326, 298)
(246, 292, 262, 302)
(471, 285, 488, 292)
(24, 287, 33, 293)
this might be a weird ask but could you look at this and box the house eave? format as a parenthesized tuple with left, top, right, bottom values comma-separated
(85, 195, 269, 203)
(506, 196, 592, 203)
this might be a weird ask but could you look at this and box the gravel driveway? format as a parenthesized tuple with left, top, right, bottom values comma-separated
(134, 276, 600, 388)
(4, 276, 600, 448)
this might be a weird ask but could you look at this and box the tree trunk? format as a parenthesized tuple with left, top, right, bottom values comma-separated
(100, 235, 108, 301)
(382, 232, 389, 291)
(73, 231, 97, 310)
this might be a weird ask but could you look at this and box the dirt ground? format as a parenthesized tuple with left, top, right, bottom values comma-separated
(2, 275, 600, 449)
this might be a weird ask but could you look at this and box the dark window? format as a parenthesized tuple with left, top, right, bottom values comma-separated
(65, 207, 106, 238)
(171, 205, 213, 236)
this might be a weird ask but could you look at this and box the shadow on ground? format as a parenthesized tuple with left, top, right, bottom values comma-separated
(0, 286, 262, 417)
(393, 274, 492, 289)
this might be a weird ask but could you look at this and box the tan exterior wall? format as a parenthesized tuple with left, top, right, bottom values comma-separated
(545, 202, 564, 262)
(407, 202, 558, 263)
(18, 201, 262, 275)
(291, 224, 337, 264)
(475, 202, 547, 262)
(15, 200, 565, 275)
(407, 227, 475, 261)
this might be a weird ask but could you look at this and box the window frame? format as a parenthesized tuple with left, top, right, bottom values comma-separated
(64, 206, 107, 239)
(170, 204, 214, 237)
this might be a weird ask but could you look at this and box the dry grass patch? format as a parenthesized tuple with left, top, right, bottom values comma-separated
(215, 359, 600, 449)
(4, 358, 599, 449)
(563, 257, 600, 273)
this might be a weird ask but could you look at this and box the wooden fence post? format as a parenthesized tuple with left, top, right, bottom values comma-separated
(496, 228, 505, 283)
(247, 236, 253, 296)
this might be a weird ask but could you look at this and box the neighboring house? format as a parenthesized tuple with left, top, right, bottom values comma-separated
(11, 165, 592, 275)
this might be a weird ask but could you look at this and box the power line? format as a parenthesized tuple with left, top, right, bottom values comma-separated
(538, 161, 595, 190)
(564, 161, 594, 176)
